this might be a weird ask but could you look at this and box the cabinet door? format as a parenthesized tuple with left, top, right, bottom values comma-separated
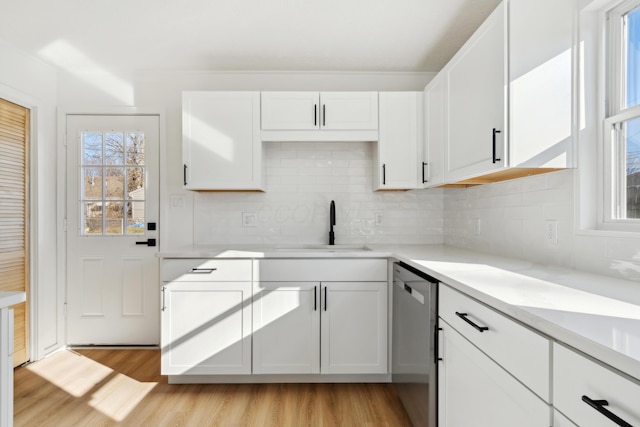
(252, 282, 320, 374)
(319, 92, 378, 130)
(260, 92, 320, 130)
(438, 322, 550, 427)
(445, 2, 505, 182)
(424, 74, 445, 187)
(509, 0, 575, 168)
(182, 92, 262, 190)
(161, 282, 252, 375)
(553, 343, 640, 427)
(376, 92, 421, 190)
(321, 282, 388, 374)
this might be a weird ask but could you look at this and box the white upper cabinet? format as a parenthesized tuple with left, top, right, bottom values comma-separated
(375, 92, 422, 190)
(508, 0, 575, 169)
(260, 92, 319, 130)
(423, 73, 446, 187)
(319, 92, 378, 130)
(444, 1, 506, 183)
(260, 92, 379, 141)
(437, 0, 576, 185)
(182, 91, 263, 191)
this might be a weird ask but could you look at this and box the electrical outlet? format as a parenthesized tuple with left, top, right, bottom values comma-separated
(545, 220, 558, 245)
(375, 212, 384, 226)
(242, 212, 257, 227)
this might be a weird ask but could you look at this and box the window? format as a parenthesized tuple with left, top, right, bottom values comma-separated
(80, 130, 146, 235)
(605, 0, 640, 223)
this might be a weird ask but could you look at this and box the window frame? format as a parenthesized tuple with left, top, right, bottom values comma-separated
(601, 0, 640, 230)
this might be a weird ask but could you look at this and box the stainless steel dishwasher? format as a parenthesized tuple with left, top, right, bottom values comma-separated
(392, 261, 438, 427)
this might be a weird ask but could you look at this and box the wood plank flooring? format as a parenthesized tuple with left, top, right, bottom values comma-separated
(14, 349, 413, 426)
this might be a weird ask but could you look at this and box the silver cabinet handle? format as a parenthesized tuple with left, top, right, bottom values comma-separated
(188, 268, 217, 274)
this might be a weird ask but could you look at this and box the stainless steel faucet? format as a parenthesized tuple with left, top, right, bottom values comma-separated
(329, 200, 336, 245)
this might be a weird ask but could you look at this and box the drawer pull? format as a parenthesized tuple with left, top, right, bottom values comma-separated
(188, 268, 217, 274)
(455, 312, 489, 332)
(582, 395, 634, 427)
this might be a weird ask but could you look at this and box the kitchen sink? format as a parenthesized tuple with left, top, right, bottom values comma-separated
(273, 244, 371, 252)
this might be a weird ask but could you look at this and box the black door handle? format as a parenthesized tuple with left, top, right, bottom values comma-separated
(492, 128, 501, 163)
(382, 164, 386, 185)
(136, 238, 156, 247)
(422, 162, 428, 183)
(455, 312, 489, 332)
(183, 164, 187, 186)
(582, 396, 634, 427)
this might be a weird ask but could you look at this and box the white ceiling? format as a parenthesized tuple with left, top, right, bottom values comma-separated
(0, 0, 501, 73)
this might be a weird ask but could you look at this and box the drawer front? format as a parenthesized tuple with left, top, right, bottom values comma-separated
(554, 343, 640, 427)
(439, 284, 550, 401)
(162, 259, 252, 282)
(255, 259, 387, 282)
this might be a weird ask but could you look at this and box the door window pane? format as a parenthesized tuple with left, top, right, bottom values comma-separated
(127, 132, 145, 165)
(105, 202, 124, 235)
(82, 133, 102, 165)
(82, 167, 102, 200)
(83, 202, 102, 234)
(105, 132, 125, 165)
(80, 130, 145, 236)
(105, 167, 125, 200)
(126, 201, 145, 234)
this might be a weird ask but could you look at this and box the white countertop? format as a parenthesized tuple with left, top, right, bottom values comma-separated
(0, 291, 26, 309)
(159, 243, 640, 382)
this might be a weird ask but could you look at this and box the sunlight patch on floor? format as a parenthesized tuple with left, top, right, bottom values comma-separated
(89, 372, 157, 422)
(26, 350, 113, 397)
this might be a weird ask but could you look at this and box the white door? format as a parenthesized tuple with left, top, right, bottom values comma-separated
(66, 115, 160, 345)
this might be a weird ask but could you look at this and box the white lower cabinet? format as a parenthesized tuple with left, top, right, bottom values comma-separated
(161, 282, 252, 375)
(160, 259, 253, 375)
(252, 282, 320, 374)
(438, 283, 551, 427)
(553, 343, 640, 427)
(252, 281, 388, 375)
(438, 322, 550, 427)
(321, 282, 388, 374)
(253, 259, 388, 376)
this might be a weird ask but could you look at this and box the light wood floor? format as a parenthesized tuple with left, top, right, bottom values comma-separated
(14, 349, 413, 426)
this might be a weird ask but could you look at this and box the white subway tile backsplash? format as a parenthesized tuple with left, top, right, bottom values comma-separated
(444, 169, 640, 282)
(194, 142, 444, 245)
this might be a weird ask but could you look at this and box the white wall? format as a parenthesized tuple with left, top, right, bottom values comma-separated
(194, 142, 443, 245)
(56, 69, 437, 248)
(444, 169, 640, 282)
(0, 39, 61, 359)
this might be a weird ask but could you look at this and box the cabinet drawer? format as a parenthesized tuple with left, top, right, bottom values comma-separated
(439, 285, 550, 401)
(554, 343, 640, 427)
(255, 259, 387, 282)
(161, 259, 252, 282)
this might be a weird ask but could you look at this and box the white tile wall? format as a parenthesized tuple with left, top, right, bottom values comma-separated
(194, 142, 444, 245)
(444, 168, 640, 282)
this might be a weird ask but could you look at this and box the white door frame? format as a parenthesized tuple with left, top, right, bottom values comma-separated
(58, 108, 166, 348)
(0, 83, 45, 362)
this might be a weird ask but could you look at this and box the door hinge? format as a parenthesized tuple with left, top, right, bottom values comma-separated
(63, 218, 67, 232)
(63, 302, 68, 318)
